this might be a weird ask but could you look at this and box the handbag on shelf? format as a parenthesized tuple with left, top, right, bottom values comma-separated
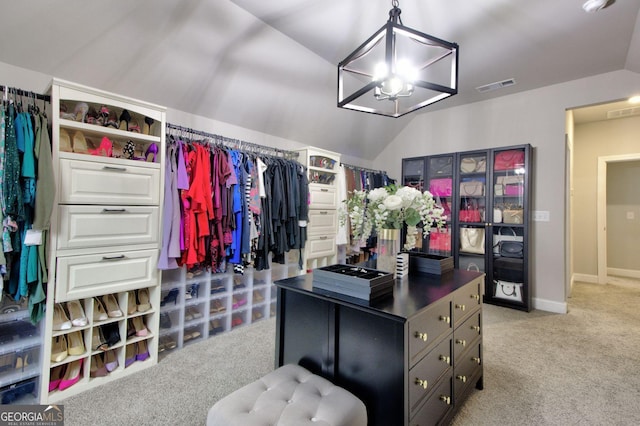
(504, 184, 524, 196)
(430, 157, 453, 175)
(460, 227, 485, 254)
(460, 157, 477, 173)
(493, 207, 503, 223)
(496, 175, 524, 185)
(460, 200, 482, 223)
(494, 184, 504, 196)
(493, 280, 523, 302)
(499, 241, 524, 258)
(460, 180, 485, 196)
(492, 227, 522, 255)
(429, 178, 452, 197)
(494, 150, 525, 171)
(503, 208, 524, 224)
(429, 229, 451, 252)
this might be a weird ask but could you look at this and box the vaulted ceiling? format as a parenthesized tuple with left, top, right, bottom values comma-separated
(1, 0, 639, 159)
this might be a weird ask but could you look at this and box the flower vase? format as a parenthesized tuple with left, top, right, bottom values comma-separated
(377, 228, 400, 276)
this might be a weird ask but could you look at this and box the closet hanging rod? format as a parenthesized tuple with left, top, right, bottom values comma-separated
(1, 85, 51, 102)
(341, 162, 388, 175)
(166, 122, 299, 159)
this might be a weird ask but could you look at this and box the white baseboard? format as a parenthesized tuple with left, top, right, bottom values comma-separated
(572, 273, 599, 284)
(532, 297, 567, 314)
(608, 268, 640, 279)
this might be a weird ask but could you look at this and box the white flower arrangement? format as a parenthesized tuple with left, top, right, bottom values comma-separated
(341, 184, 446, 250)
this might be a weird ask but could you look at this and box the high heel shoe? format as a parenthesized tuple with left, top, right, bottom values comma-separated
(145, 143, 158, 163)
(128, 118, 141, 133)
(85, 106, 100, 125)
(119, 109, 131, 131)
(51, 335, 68, 363)
(66, 300, 87, 327)
(123, 140, 135, 160)
(92, 327, 108, 351)
(49, 364, 66, 392)
(59, 129, 72, 153)
(89, 136, 113, 157)
(90, 354, 108, 378)
(58, 359, 83, 391)
(59, 103, 76, 120)
(104, 349, 118, 372)
(74, 102, 89, 122)
(102, 294, 123, 318)
(71, 131, 89, 154)
(190, 282, 200, 299)
(127, 291, 137, 315)
(53, 303, 72, 331)
(136, 288, 151, 312)
(131, 316, 148, 337)
(136, 340, 150, 362)
(105, 110, 119, 128)
(160, 288, 179, 306)
(67, 330, 85, 356)
(99, 105, 110, 126)
(143, 117, 154, 135)
(93, 297, 108, 322)
(125, 344, 136, 367)
(15, 351, 29, 372)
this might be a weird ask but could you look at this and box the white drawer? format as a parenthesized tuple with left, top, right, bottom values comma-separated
(57, 205, 159, 250)
(309, 184, 336, 209)
(306, 235, 336, 259)
(55, 249, 159, 302)
(307, 210, 337, 236)
(59, 159, 160, 205)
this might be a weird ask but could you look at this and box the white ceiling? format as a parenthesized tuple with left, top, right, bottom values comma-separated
(1, 0, 639, 160)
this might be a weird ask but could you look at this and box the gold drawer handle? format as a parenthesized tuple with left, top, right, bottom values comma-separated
(456, 375, 467, 383)
(456, 339, 466, 347)
(472, 357, 481, 365)
(455, 303, 466, 311)
(414, 331, 428, 342)
(439, 395, 451, 405)
(471, 325, 481, 332)
(439, 355, 450, 365)
(439, 315, 450, 324)
(415, 378, 428, 390)
(470, 294, 480, 301)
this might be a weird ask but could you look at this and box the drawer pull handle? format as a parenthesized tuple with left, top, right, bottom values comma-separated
(319, 211, 328, 215)
(455, 303, 466, 311)
(414, 331, 428, 342)
(102, 255, 126, 261)
(470, 294, 480, 301)
(471, 325, 481, 332)
(439, 315, 450, 324)
(439, 355, 450, 365)
(102, 208, 127, 214)
(320, 188, 329, 192)
(102, 166, 127, 172)
(472, 357, 481, 365)
(439, 395, 451, 405)
(319, 236, 328, 240)
(415, 378, 428, 390)
(456, 375, 467, 383)
(456, 339, 466, 347)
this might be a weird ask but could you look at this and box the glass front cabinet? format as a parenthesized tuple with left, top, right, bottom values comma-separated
(402, 144, 532, 312)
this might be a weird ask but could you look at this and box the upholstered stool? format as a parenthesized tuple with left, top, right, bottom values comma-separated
(206, 364, 367, 426)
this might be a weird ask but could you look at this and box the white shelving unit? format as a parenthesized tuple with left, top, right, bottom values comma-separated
(40, 79, 166, 403)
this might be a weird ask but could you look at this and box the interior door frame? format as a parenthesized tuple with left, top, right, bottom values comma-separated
(597, 153, 640, 284)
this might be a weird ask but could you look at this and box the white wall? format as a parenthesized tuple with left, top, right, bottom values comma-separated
(374, 70, 640, 313)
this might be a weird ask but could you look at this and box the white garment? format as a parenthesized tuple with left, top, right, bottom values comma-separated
(257, 157, 268, 198)
(335, 165, 349, 245)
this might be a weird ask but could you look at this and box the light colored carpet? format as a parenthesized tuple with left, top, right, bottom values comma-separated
(60, 281, 640, 425)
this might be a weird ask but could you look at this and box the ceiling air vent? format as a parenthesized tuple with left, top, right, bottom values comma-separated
(607, 106, 640, 120)
(476, 78, 516, 93)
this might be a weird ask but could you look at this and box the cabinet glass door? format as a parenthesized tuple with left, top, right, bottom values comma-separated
(425, 155, 454, 256)
(490, 147, 526, 306)
(457, 152, 488, 272)
(308, 154, 337, 185)
(402, 157, 425, 191)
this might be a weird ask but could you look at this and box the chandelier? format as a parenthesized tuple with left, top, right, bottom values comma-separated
(337, 0, 458, 118)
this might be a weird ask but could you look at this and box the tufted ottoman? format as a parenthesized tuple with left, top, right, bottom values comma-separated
(206, 364, 367, 426)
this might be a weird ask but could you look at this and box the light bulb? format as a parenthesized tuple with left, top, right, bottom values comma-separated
(629, 95, 640, 104)
(373, 63, 388, 81)
(396, 60, 418, 83)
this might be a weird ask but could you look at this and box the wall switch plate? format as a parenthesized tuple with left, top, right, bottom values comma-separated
(627, 211, 635, 220)
(533, 210, 550, 222)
